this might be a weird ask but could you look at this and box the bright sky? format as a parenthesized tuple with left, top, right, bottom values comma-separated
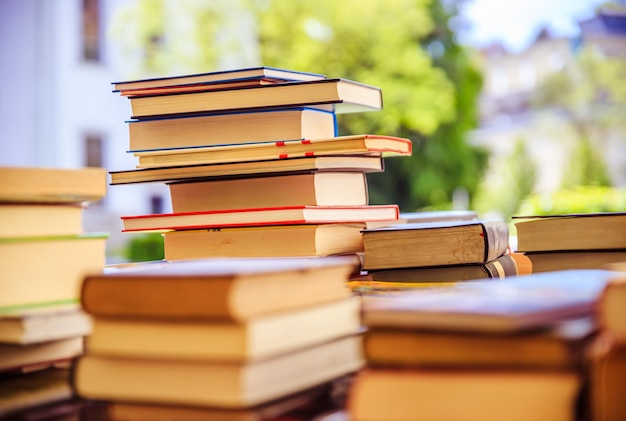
(459, 0, 607, 52)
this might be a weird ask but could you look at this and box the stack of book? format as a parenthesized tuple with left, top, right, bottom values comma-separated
(513, 212, 626, 272)
(350, 219, 531, 292)
(0, 166, 107, 417)
(73, 257, 363, 419)
(108, 66, 411, 260)
(347, 269, 619, 421)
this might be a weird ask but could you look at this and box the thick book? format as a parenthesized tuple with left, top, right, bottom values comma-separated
(347, 368, 580, 421)
(598, 275, 626, 342)
(127, 78, 382, 119)
(514, 212, 626, 252)
(588, 334, 626, 421)
(169, 172, 369, 213)
(109, 155, 384, 185)
(1, 234, 107, 312)
(0, 305, 91, 345)
(361, 219, 509, 270)
(128, 108, 336, 151)
(112, 67, 326, 92)
(0, 166, 106, 204)
(0, 204, 84, 238)
(81, 257, 356, 321)
(361, 269, 617, 333)
(133, 134, 412, 168)
(0, 337, 83, 373)
(163, 224, 365, 260)
(358, 253, 531, 284)
(363, 316, 596, 369)
(121, 205, 399, 232)
(73, 335, 363, 409)
(524, 250, 626, 273)
(87, 297, 359, 362)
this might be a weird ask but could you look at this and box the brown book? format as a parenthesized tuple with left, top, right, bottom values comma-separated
(514, 212, 626, 252)
(361, 220, 509, 270)
(0, 166, 106, 204)
(588, 333, 626, 421)
(86, 297, 359, 362)
(133, 134, 411, 169)
(347, 368, 580, 421)
(73, 335, 363, 409)
(169, 172, 369, 213)
(128, 108, 336, 151)
(109, 155, 384, 185)
(525, 250, 626, 272)
(163, 225, 365, 260)
(127, 78, 382, 119)
(81, 257, 356, 321)
(0, 337, 83, 373)
(597, 274, 626, 342)
(363, 316, 596, 369)
(0, 204, 84, 238)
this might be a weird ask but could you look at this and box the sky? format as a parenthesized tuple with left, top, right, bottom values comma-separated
(459, 0, 608, 52)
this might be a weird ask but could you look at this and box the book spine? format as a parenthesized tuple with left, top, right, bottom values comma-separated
(481, 222, 509, 262)
(482, 254, 521, 278)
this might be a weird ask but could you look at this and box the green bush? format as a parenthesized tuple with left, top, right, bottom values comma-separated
(124, 233, 164, 262)
(515, 186, 626, 216)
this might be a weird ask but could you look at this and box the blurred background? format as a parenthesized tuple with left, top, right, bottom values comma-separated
(1, 0, 624, 263)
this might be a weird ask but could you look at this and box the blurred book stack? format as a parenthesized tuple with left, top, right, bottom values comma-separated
(513, 212, 626, 272)
(346, 269, 619, 421)
(0, 166, 107, 418)
(73, 257, 363, 419)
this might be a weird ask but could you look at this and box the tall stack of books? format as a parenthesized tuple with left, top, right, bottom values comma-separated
(73, 257, 363, 419)
(109, 67, 412, 261)
(513, 212, 626, 272)
(346, 269, 619, 421)
(0, 166, 107, 417)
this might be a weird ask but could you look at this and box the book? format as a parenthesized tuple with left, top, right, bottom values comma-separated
(1, 234, 107, 311)
(163, 224, 365, 260)
(597, 274, 626, 342)
(0, 166, 106, 204)
(363, 316, 596, 369)
(73, 335, 363, 409)
(109, 155, 384, 185)
(86, 297, 360, 362)
(128, 108, 336, 151)
(112, 67, 326, 92)
(0, 305, 91, 345)
(133, 134, 412, 169)
(400, 209, 478, 223)
(0, 368, 73, 418)
(524, 250, 626, 273)
(588, 333, 626, 421)
(0, 337, 83, 373)
(169, 172, 369, 213)
(514, 212, 626, 252)
(361, 219, 509, 271)
(360, 270, 617, 333)
(127, 78, 382, 119)
(358, 253, 531, 284)
(80, 257, 356, 321)
(0, 204, 84, 238)
(121, 205, 399, 232)
(347, 368, 580, 421)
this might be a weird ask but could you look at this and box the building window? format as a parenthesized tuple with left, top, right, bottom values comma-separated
(150, 195, 164, 214)
(85, 134, 103, 167)
(82, 0, 100, 62)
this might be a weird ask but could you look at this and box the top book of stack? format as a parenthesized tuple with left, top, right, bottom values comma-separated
(113, 67, 382, 119)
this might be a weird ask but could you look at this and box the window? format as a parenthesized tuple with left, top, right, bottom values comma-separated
(82, 0, 100, 62)
(84, 134, 103, 167)
(150, 195, 164, 214)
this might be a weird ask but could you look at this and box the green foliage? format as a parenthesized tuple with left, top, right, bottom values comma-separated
(124, 233, 164, 262)
(516, 186, 626, 216)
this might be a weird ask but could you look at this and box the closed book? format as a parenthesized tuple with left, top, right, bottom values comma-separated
(128, 108, 336, 151)
(81, 257, 355, 321)
(87, 297, 360, 362)
(73, 335, 363, 409)
(0, 166, 106, 204)
(361, 220, 509, 270)
(127, 78, 382, 119)
(0, 234, 107, 311)
(361, 270, 616, 333)
(109, 155, 384, 185)
(0, 337, 83, 373)
(514, 212, 626, 252)
(598, 275, 626, 342)
(0, 204, 84, 238)
(588, 333, 626, 421)
(347, 368, 580, 421)
(524, 250, 626, 273)
(169, 172, 368, 213)
(133, 134, 411, 169)
(163, 224, 365, 260)
(112, 67, 326, 92)
(121, 205, 399, 233)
